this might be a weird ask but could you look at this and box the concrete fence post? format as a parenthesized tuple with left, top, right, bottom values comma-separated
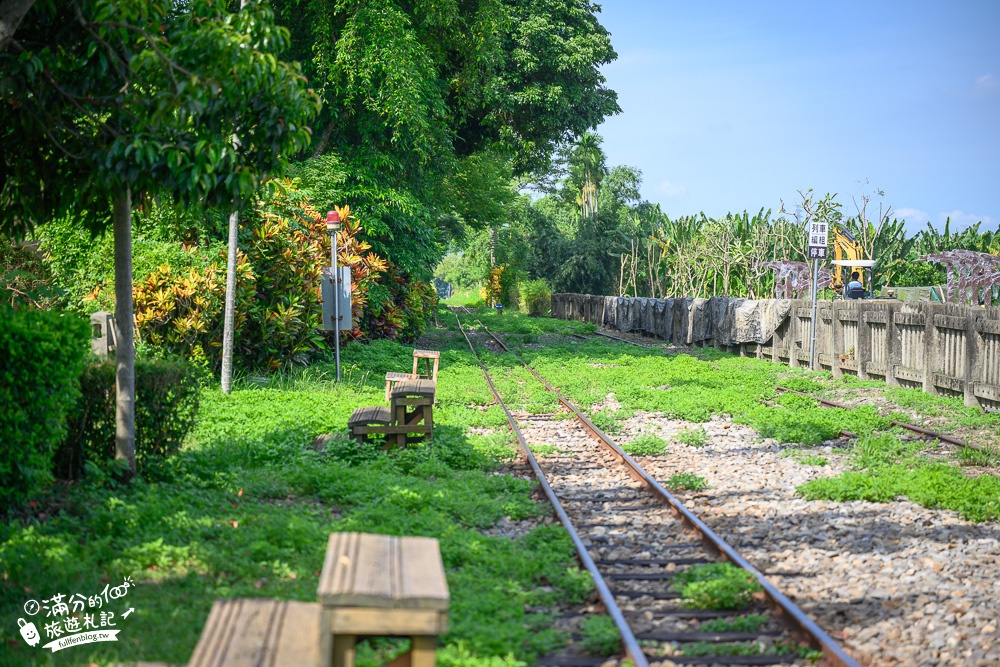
(831, 301, 845, 379)
(857, 303, 871, 380)
(965, 310, 982, 408)
(922, 304, 939, 395)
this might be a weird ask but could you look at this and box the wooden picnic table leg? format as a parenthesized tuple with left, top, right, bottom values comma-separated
(410, 635, 437, 667)
(331, 633, 357, 667)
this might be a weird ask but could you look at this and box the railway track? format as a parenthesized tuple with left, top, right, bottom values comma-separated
(572, 326, 978, 451)
(451, 308, 860, 667)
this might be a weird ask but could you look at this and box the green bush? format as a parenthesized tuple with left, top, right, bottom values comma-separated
(519, 279, 551, 316)
(56, 358, 200, 478)
(0, 308, 89, 513)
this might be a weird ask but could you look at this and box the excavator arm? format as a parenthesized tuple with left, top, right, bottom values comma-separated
(831, 226, 870, 292)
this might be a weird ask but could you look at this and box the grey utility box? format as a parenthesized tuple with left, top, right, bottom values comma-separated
(321, 267, 352, 331)
(90, 311, 115, 358)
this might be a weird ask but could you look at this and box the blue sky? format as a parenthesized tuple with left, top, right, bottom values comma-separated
(595, 1, 1000, 234)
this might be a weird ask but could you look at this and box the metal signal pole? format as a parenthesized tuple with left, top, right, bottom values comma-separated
(327, 210, 342, 382)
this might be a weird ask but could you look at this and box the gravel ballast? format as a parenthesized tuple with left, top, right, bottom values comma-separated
(612, 409, 1000, 667)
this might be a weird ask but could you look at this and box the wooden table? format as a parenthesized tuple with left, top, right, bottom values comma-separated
(188, 598, 324, 667)
(317, 532, 449, 667)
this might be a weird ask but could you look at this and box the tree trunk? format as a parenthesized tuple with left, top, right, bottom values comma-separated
(0, 0, 35, 52)
(220, 209, 239, 393)
(113, 188, 136, 479)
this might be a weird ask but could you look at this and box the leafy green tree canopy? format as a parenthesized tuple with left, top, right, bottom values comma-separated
(0, 0, 320, 238)
(280, 0, 619, 176)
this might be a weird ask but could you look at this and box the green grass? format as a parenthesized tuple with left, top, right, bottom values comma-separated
(698, 614, 768, 633)
(680, 641, 786, 657)
(798, 433, 1000, 521)
(781, 449, 829, 466)
(443, 289, 484, 307)
(674, 426, 708, 448)
(622, 433, 668, 456)
(672, 563, 761, 610)
(0, 319, 593, 666)
(580, 615, 620, 656)
(665, 473, 708, 491)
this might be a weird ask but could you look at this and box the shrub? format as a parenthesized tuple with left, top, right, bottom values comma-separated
(0, 308, 89, 512)
(56, 358, 200, 478)
(519, 279, 551, 316)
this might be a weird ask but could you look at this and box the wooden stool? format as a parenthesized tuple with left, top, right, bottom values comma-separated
(347, 406, 393, 444)
(411, 350, 440, 383)
(318, 532, 449, 667)
(189, 598, 324, 667)
(385, 371, 414, 401)
(389, 379, 435, 448)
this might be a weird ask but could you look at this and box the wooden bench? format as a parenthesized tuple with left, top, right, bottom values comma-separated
(188, 598, 325, 667)
(318, 532, 449, 667)
(348, 380, 435, 448)
(347, 406, 393, 444)
(388, 379, 435, 448)
(384, 371, 414, 402)
(411, 350, 440, 384)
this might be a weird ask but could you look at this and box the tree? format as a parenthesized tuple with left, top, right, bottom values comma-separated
(567, 132, 608, 220)
(1, 0, 318, 476)
(272, 0, 620, 277)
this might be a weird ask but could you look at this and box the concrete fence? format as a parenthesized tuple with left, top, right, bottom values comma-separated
(552, 293, 1000, 411)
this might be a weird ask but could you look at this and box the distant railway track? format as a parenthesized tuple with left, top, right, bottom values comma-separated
(570, 326, 978, 452)
(452, 308, 860, 667)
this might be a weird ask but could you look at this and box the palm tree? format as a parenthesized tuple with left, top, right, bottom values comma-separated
(569, 132, 607, 220)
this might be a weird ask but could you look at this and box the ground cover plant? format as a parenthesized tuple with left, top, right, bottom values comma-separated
(580, 614, 620, 656)
(698, 614, 768, 633)
(622, 433, 669, 456)
(672, 563, 762, 611)
(674, 426, 708, 448)
(798, 433, 1000, 521)
(665, 473, 708, 491)
(0, 310, 598, 666)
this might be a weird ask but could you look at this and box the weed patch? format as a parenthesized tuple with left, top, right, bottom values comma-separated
(674, 426, 707, 448)
(665, 473, 708, 491)
(798, 434, 1000, 521)
(580, 615, 620, 656)
(698, 614, 768, 633)
(673, 563, 761, 610)
(623, 433, 668, 456)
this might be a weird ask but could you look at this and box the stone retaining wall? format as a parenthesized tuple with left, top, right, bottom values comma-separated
(552, 293, 1000, 410)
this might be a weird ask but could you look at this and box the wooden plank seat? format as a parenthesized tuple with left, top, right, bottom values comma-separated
(188, 598, 324, 667)
(318, 532, 449, 667)
(347, 406, 393, 443)
(385, 371, 415, 401)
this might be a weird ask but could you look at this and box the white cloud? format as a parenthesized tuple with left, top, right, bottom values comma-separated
(974, 73, 999, 93)
(657, 180, 688, 197)
(938, 210, 998, 230)
(894, 207, 929, 223)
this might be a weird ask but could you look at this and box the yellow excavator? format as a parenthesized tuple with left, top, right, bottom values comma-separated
(831, 226, 876, 297)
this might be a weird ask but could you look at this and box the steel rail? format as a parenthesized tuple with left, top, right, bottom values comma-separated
(451, 308, 650, 667)
(773, 386, 984, 451)
(470, 316, 861, 667)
